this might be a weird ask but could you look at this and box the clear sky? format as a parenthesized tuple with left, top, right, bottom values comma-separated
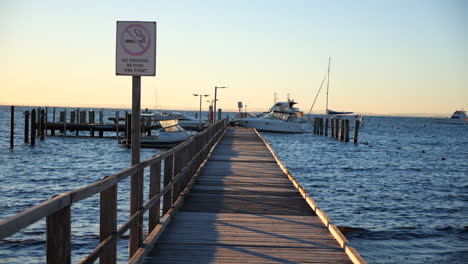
(1, 0, 467, 115)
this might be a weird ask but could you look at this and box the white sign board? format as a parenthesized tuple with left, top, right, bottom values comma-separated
(116, 21, 156, 76)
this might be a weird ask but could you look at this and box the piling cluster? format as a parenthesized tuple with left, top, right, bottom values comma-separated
(22, 108, 48, 146)
(313, 117, 360, 143)
(14, 107, 125, 147)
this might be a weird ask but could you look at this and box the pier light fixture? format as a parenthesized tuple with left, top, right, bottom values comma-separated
(214, 86, 228, 122)
(193, 94, 209, 130)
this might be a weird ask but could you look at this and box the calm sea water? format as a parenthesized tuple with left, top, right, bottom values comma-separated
(0, 106, 467, 263)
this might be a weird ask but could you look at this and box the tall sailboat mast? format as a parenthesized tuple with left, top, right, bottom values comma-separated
(326, 57, 331, 116)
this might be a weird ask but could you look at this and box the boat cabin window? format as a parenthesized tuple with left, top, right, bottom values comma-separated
(163, 125, 183, 132)
(265, 111, 292, 122)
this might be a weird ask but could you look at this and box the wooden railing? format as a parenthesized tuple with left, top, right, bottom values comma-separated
(0, 119, 228, 264)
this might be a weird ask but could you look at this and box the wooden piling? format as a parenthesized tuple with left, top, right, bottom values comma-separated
(24, 111, 29, 143)
(63, 109, 67, 136)
(334, 119, 339, 139)
(75, 110, 81, 136)
(319, 118, 324, 135)
(330, 118, 334, 137)
(354, 120, 360, 143)
(344, 119, 350, 142)
(53, 107, 56, 123)
(76, 109, 80, 123)
(115, 111, 120, 139)
(37, 108, 43, 139)
(99, 109, 104, 124)
(40, 109, 45, 140)
(30, 109, 36, 146)
(89, 110, 95, 124)
(125, 113, 131, 147)
(10, 106, 14, 149)
(88, 111, 95, 137)
(79, 111, 87, 124)
(99, 110, 104, 137)
(339, 120, 345, 141)
(312, 117, 317, 134)
(70, 111, 76, 123)
(325, 118, 329, 136)
(314, 117, 316, 134)
(59, 111, 65, 123)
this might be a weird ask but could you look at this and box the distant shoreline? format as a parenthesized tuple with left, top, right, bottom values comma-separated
(0, 104, 454, 118)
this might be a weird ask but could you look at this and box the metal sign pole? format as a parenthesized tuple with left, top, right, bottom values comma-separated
(116, 21, 155, 257)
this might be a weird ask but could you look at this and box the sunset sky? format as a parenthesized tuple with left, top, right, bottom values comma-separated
(1, 0, 467, 115)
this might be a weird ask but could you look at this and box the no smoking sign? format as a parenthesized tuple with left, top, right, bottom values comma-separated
(116, 21, 156, 76)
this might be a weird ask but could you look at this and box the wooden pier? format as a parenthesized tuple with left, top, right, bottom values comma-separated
(0, 122, 364, 264)
(143, 128, 364, 263)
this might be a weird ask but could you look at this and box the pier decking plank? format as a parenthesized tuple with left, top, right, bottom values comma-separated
(144, 128, 353, 263)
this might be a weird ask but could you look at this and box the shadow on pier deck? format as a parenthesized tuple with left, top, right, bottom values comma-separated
(144, 128, 363, 263)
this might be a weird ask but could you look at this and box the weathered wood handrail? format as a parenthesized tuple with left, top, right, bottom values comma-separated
(0, 119, 228, 264)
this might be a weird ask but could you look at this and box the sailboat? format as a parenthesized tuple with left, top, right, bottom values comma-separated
(325, 58, 354, 117)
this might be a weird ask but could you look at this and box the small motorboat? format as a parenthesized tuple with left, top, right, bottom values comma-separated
(120, 120, 196, 148)
(154, 112, 207, 130)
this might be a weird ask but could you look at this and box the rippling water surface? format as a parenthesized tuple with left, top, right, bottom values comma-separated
(1, 106, 467, 263)
(262, 116, 468, 263)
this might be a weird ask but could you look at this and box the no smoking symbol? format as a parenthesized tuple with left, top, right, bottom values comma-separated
(121, 24, 151, 56)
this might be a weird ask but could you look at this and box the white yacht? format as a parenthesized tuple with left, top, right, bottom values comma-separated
(436, 110, 467, 125)
(235, 101, 311, 133)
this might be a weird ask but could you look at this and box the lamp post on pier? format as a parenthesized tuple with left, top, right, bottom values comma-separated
(213, 86, 228, 123)
(193, 93, 209, 130)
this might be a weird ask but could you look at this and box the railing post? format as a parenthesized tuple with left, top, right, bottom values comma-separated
(100, 182, 117, 264)
(149, 162, 161, 232)
(173, 150, 182, 202)
(129, 168, 143, 258)
(46, 205, 71, 264)
(163, 155, 174, 214)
